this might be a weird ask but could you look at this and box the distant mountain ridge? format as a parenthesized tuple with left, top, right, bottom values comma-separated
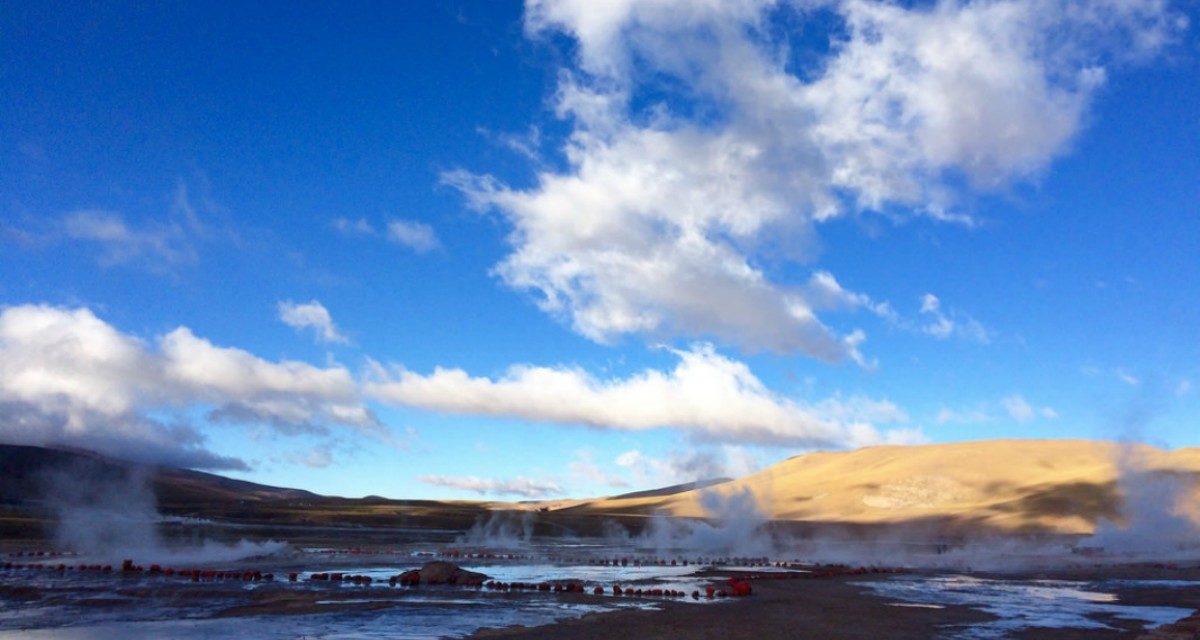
(0, 443, 317, 507)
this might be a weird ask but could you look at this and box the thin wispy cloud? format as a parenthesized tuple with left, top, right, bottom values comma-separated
(918, 294, 990, 343)
(331, 216, 441, 253)
(937, 394, 1058, 425)
(567, 449, 629, 489)
(332, 217, 376, 235)
(292, 445, 334, 469)
(477, 124, 545, 162)
(63, 210, 198, 268)
(1001, 394, 1058, 422)
(1081, 364, 1147, 388)
(278, 299, 349, 344)
(386, 219, 441, 253)
(1116, 370, 1142, 386)
(6, 179, 232, 274)
(936, 407, 995, 426)
(418, 474, 563, 499)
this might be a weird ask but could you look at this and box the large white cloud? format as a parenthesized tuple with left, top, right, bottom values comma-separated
(0, 304, 380, 469)
(365, 343, 919, 448)
(450, 0, 1183, 358)
(0, 304, 920, 471)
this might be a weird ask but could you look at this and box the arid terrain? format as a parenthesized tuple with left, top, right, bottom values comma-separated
(2, 440, 1200, 639)
(546, 440, 1200, 534)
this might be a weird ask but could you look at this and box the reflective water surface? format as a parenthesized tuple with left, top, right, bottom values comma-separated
(858, 575, 1196, 639)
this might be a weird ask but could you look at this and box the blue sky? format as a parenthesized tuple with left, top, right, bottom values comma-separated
(1, 1, 1197, 500)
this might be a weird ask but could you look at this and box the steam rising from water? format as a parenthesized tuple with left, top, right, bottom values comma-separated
(457, 511, 536, 548)
(1086, 446, 1200, 558)
(638, 488, 777, 556)
(40, 460, 284, 564)
(621, 441, 1199, 569)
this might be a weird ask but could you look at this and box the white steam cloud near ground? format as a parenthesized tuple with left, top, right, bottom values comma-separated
(446, 0, 1184, 360)
(40, 459, 285, 565)
(596, 471, 1199, 568)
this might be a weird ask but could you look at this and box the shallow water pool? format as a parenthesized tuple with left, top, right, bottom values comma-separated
(857, 575, 1196, 639)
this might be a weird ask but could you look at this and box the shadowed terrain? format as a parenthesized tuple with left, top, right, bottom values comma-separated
(3, 440, 1199, 542)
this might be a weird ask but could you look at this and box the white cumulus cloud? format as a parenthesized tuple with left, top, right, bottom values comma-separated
(365, 343, 919, 448)
(448, 0, 1182, 359)
(0, 304, 381, 469)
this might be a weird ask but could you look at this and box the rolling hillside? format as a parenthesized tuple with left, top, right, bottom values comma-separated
(559, 440, 1200, 535)
(6, 440, 1199, 537)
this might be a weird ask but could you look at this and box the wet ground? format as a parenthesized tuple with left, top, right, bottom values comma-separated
(2, 524, 1199, 639)
(0, 528, 753, 639)
(856, 575, 1197, 639)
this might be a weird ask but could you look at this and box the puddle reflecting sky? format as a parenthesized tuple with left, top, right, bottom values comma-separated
(857, 575, 1196, 639)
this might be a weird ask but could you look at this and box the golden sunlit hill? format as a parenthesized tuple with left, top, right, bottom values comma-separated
(555, 440, 1200, 535)
(6, 440, 1200, 541)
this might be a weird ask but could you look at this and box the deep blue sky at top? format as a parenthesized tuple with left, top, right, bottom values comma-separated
(1, 1, 1197, 498)
(6, 2, 578, 365)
